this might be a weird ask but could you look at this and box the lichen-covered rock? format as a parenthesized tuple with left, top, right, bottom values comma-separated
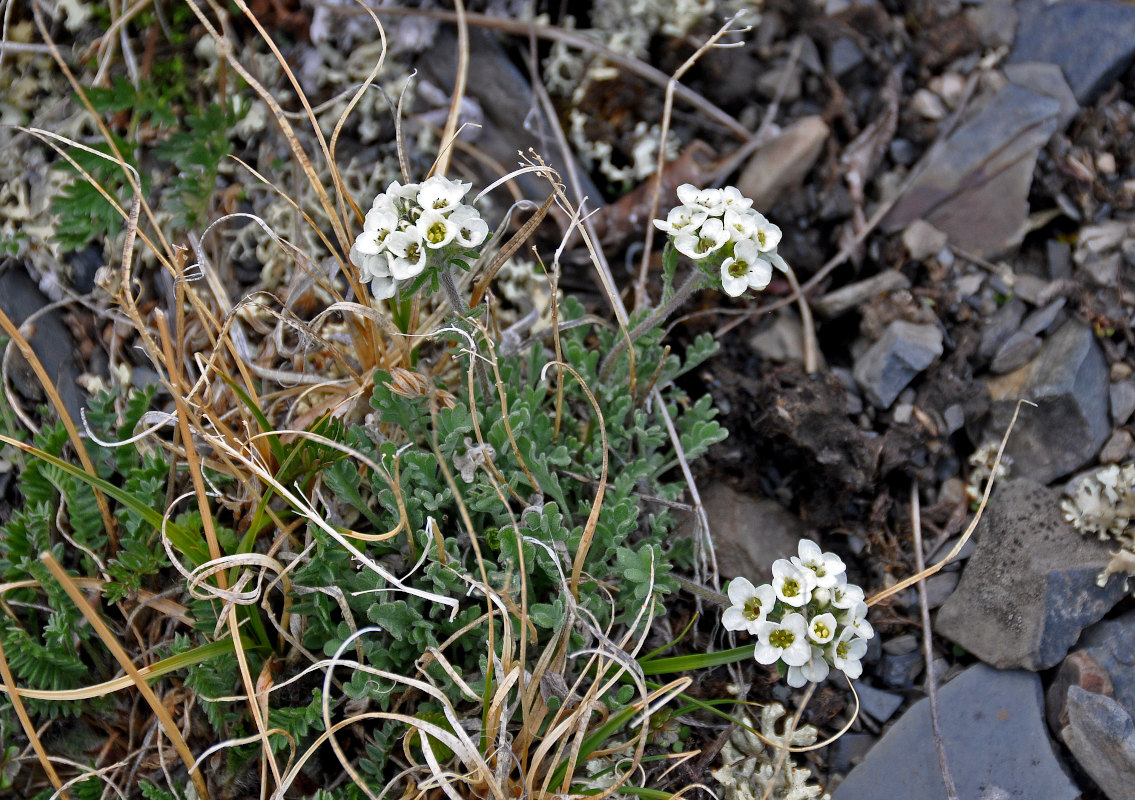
(935, 479, 1127, 670)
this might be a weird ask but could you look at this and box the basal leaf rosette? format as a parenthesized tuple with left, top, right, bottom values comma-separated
(724, 539, 873, 687)
(653, 183, 784, 297)
(350, 175, 490, 299)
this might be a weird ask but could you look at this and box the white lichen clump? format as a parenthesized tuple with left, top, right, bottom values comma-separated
(712, 704, 830, 800)
(1062, 463, 1135, 592)
(965, 441, 1012, 503)
(1062, 463, 1135, 546)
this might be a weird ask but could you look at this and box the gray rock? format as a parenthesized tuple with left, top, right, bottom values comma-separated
(1062, 687, 1135, 800)
(853, 321, 944, 409)
(979, 298, 1027, 361)
(1078, 611, 1135, 720)
(814, 269, 910, 318)
(855, 683, 904, 724)
(828, 733, 875, 776)
(882, 67, 1075, 258)
(880, 652, 923, 689)
(0, 266, 84, 425)
(966, 0, 1019, 48)
(1111, 380, 1135, 424)
(1009, 0, 1135, 105)
(989, 330, 1043, 374)
(828, 37, 864, 77)
(882, 633, 919, 656)
(694, 483, 806, 583)
(922, 571, 959, 609)
(935, 479, 1128, 670)
(902, 220, 948, 261)
(737, 116, 829, 209)
(833, 664, 1079, 800)
(984, 320, 1110, 483)
(1047, 239, 1073, 279)
(1047, 650, 1115, 732)
(1021, 297, 1067, 336)
(747, 309, 810, 365)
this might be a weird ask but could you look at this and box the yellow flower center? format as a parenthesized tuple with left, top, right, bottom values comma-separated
(781, 578, 800, 598)
(427, 222, 447, 244)
(836, 640, 849, 659)
(769, 629, 795, 649)
(728, 260, 748, 279)
(812, 621, 830, 639)
(743, 597, 763, 620)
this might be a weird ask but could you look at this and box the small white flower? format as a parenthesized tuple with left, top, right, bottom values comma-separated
(449, 205, 489, 248)
(675, 183, 705, 209)
(354, 208, 399, 255)
(385, 229, 428, 280)
(771, 559, 814, 607)
(752, 214, 782, 252)
(829, 627, 868, 679)
(692, 187, 727, 215)
(418, 175, 470, 212)
(417, 208, 457, 249)
(723, 208, 757, 242)
(807, 612, 838, 645)
(720, 240, 773, 297)
(786, 645, 830, 687)
(831, 575, 865, 610)
(754, 612, 811, 667)
(453, 436, 496, 482)
(387, 180, 421, 205)
(791, 539, 846, 589)
(674, 217, 729, 260)
(653, 204, 709, 236)
(371, 191, 397, 214)
(722, 577, 777, 634)
(720, 185, 753, 212)
(840, 600, 874, 640)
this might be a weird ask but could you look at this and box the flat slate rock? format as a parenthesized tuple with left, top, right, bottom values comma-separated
(853, 320, 943, 409)
(691, 482, 806, 583)
(984, 320, 1110, 483)
(882, 65, 1075, 258)
(1077, 611, 1135, 721)
(1009, 0, 1135, 105)
(935, 479, 1127, 671)
(833, 664, 1078, 800)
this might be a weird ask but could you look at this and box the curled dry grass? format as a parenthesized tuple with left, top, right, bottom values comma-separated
(0, 1, 731, 798)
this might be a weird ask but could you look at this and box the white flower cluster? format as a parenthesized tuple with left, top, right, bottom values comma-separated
(723, 540, 873, 688)
(350, 176, 489, 299)
(1062, 463, 1135, 547)
(653, 184, 783, 297)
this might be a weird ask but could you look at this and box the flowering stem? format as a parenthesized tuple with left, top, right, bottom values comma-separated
(600, 268, 706, 378)
(440, 266, 469, 317)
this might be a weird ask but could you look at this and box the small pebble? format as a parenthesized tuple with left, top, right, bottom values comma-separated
(944, 404, 966, 434)
(990, 331, 1043, 373)
(1020, 298, 1067, 336)
(1097, 152, 1117, 175)
(1111, 380, 1135, 424)
(881, 652, 924, 689)
(883, 633, 919, 655)
(1099, 429, 1134, 464)
(911, 88, 947, 120)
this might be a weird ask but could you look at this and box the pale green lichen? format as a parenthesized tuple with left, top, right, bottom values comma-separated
(965, 441, 1012, 504)
(712, 704, 830, 800)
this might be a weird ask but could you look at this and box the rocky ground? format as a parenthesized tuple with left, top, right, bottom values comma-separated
(2, 0, 1135, 798)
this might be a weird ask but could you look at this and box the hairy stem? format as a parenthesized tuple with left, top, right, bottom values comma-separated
(600, 267, 705, 379)
(440, 266, 469, 317)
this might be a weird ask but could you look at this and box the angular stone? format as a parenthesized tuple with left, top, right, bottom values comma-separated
(833, 664, 1078, 800)
(1021, 297, 1067, 336)
(853, 321, 943, 409)
(737, 116, 829, 209)
(1062, 687, 1135, 800)
(1009, 0, 1135, 105)
(694, 483, 807, 583)
(747, 309, 810, 365)
(935, 479, 1128, 670)
(1111, 380, 1135, 424)
(989, 330, 1043, 374)
(1100, 429, 1134, 464)
(855, 683, 904, 724)
(883, 68, 1074, 258)
(902, 219, 948, 261)
(1047, 651, 1115, 732)
(979, 298, 1027, 361)
(984, 320, 1110, 483)
(1078, 611, 1135, 721)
